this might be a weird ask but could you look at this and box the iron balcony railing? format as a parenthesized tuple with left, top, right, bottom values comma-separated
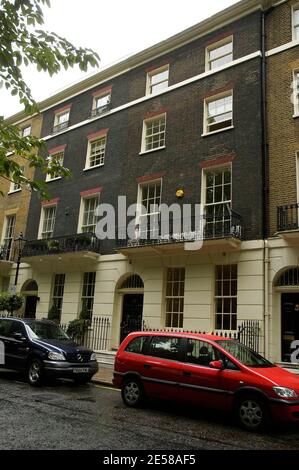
(22, 232, 101, 257)
(277, 203, 299, 232)
(117, 212, 242, 249)
(52, 121, 69, 134)
(90, 104, 110, 118)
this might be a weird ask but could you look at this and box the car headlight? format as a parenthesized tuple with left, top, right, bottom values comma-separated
(48, 351, 66, 361)
(273, 386, 297, 398)
(90, 353, 97, 361)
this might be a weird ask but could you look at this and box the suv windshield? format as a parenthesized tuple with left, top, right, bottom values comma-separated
(26, 322, 70, 341)
(216, 340, 274, 368)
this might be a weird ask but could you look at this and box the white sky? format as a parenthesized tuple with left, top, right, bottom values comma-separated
(0, 0, 239, 118)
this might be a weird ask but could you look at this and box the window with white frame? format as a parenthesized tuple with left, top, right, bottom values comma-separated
(21, 125, 31, 137)
(137, 180, 162, 239)
(165, 268, 185, 328)
(80, 195, 100, 233)
(51, 274, 65, 319)
(40, 205, 56, 239)
(142, 114, 166, 152)
(86, 136, 106, 169)
(146, 66, 169, 95)
(46, 151, 64, 181)
(204, 167, 232, 239)
(9, 166, 24, 192)
(2, 214, 16, 260)
(204, 92, 233, 134)
(215, 264, 237, 331)
(53, 110, 70, 133)
(294, 70, 299, 115)
(293, 6, 299, 40)
(91, 93, 111, 117)
(81, 272, 96, 318)
(206, 38, 233, 71)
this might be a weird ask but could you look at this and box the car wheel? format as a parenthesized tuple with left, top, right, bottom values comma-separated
(27, 358, 43, 386)
(235, 395, 269, 432)
(74, 376, 92, 385)
(121, 378, 144, 407)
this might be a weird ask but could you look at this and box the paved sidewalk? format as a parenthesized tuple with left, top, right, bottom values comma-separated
(92, 364, 114, 386)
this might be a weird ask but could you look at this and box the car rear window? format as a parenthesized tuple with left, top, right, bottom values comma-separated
(125, 336, 148, 354)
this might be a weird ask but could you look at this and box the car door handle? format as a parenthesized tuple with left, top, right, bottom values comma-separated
(183, 371, 191, 377)
(144, 364, 151, 369)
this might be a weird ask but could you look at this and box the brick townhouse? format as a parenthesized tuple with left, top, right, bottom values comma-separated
(3, 0, 297, 364)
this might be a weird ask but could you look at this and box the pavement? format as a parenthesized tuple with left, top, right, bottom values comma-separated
(92, 364, 114, 386)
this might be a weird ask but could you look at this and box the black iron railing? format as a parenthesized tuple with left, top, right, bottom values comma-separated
(52, 121, 69, 134)
(117, 212, 242, 249)
(90, 104, 110, 118)
(61, 317, 110, 351)
(277, 203, 299, 232)
(22, 232, 101, 257)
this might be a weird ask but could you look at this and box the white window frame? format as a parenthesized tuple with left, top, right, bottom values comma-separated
(8, 166, 24, 193)
(201, 164, 232, 239)
(205, 36, 233, 71)
(164, 267, 185, 329)
(38, 205, 57, 239)
(214, 264, 238, 331)
(146, 65, 169, 95)
(1, 214, 16, 261)
(77, 194, 100, 234)
(293, 69, 299, 116)
(91, 92, 111, 117)
(81, 272, 96, 318)
(140, 113, 166, 154)
(21, 125, 31, 137)
(135, 179, 162, 240)
(203, 91, 233, 136)
(84, 135, 107, 170)
(46, 151, 64, 182)
(293, 4, 299, 41)
(53, 109, 70, 132)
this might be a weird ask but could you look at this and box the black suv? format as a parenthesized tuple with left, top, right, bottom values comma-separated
(0, 317, 98, 386)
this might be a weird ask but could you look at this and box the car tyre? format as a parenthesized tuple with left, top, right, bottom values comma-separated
(121, 378, 144, 407)
(27, 358, 43, 386)
(235, 394, 269, 432)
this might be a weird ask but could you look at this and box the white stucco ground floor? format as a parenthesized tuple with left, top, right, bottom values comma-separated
(2, 236, 299, 364)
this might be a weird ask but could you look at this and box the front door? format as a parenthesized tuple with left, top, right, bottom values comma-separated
(281, 293, 299, 362)
(24, 296, 37, 319)
(120, 294, 143, 343)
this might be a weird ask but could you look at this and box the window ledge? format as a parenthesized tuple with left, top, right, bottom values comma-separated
(46, 177, 62, 183)
(83, 164, 104, 172)
(202, 125, 234, 137)
(293, 114, 299, 119)
(7, 189, 21, 195)
(139, 146, 166, 156)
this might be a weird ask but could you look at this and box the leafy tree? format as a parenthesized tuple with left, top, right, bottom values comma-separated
(0, 0, 100, 197)
(0, 292, 23, 315)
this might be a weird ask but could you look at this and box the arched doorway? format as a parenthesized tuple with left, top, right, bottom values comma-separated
(21, 280, 38, 319)
(118, 275, 144, 343)
(275, 268, 299, 362)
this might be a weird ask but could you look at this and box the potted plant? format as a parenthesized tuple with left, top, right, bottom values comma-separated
(47, 239, 60, 251)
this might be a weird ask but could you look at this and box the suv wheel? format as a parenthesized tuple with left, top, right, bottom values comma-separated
(121, 378, 144, 407)
(235, 395, 269, 432)
(27, 358, 43, 386)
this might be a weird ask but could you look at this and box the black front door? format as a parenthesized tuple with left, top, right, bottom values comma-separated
(24, 296, 37, 319)
(120, 294, 143, 343)
(281, 293, 299, 362)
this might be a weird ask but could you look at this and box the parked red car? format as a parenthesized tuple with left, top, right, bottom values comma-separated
(113, 331, 299, 431)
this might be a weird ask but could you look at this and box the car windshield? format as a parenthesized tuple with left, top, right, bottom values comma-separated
(216, 340, 274, 368)
(26, 322, 70, 341)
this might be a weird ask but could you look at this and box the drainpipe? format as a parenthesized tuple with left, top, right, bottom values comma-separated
(264, 240, 270, 358)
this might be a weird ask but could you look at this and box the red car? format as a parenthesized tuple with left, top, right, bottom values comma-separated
(113, 331, 299, 431)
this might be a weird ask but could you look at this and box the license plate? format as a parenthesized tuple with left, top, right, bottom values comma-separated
(73, 368, 89, 374)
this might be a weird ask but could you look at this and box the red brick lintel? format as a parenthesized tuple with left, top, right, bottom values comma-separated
(92, 85, 113, 97)
(41, 197, 60, 206)
(136, 171, 166, 183)
(203, 30, 234, 48)
(80, 187, 102, 197)
(87, 128, 109, 141)
(200, 154, 235, 169)
(54, 104, 72, 114)
(203, 84, 234, 100)
(145, 109, 167, 120)
(145, 61, 169, 73)
(48, 144, 67, 155)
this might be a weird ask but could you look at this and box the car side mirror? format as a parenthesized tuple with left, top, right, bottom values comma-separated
(13, 332, 26, 341)
(209, 360, 224, 370)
